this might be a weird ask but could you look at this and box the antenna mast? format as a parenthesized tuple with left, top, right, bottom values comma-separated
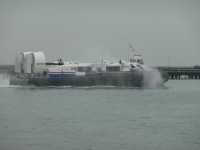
(127, 38, 134, 61)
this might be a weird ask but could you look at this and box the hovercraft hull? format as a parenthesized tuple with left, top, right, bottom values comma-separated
(10, 71, 169, 87)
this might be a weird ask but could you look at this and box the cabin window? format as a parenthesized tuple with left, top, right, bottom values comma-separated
(130, 59, 136, 63)
(78, 67, 92, 72)
(86, 67, 92, 72)
(137, 59, 144, 64)
(71, 67, 77, 71)
(97, 67, 102, 71)
(106, 66, 120, 71)
(78, 67, 84, 72)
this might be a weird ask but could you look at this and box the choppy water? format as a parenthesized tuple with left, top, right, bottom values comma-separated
(0, 77, 200, 150)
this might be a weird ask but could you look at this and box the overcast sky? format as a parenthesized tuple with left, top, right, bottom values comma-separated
(0, 0, 199, 66)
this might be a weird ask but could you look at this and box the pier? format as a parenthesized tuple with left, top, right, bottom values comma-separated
(156, 66, 200, 79)
(0, 65, 15, 77)
(0, 65, 200, 79)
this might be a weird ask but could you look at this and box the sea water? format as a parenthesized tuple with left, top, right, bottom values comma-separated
(0, 78, 200, 150)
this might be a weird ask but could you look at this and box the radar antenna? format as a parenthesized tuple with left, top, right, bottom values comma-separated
(127, 38, 134, 61)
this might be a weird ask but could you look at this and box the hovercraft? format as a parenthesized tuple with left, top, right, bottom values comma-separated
(10, 51, 169, 87)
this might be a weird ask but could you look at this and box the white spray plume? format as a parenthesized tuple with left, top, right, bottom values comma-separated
(143, 68, 163, 88)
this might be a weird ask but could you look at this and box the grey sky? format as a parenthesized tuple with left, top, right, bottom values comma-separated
(0, 0, 199, 66)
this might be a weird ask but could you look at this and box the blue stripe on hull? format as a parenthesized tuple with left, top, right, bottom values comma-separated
(85, 73, 103, 77)
(49, 72, 139, 78)
(49, 74, 75, 78)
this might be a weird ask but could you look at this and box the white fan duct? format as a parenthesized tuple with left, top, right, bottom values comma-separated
(15, 52, 32, 73)
(119, 60, 129, 66)
(102, 60, 109, 64)
(119, 60, 130, 71)
(30, 52, 45, 75)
